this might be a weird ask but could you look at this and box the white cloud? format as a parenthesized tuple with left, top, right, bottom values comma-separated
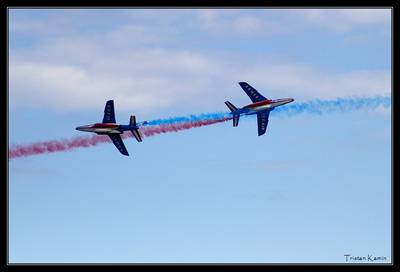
(9, 48, 224, 113)
(9, 9, 391, 115)
(197, 9, 291, 37)
(301, 9, 391, 32)
(10, 51, 390, 114)
(9, 63, 174, 112)
(197, 9, 390, 36)
(241, 65, 391, 99)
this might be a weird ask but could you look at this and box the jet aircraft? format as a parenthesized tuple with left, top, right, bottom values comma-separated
(225, 82, 294, 136)
(76, 100, 143, 156)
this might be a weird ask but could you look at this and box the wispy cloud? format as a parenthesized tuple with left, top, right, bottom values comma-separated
(301, 9, 391, 32)
(9, 9, 391, 113)
(197, 9, 390, 36)
(198, 9, 293, 36)
(10, 52, 390, 113)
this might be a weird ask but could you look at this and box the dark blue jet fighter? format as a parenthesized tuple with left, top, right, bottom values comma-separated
(225, 82, 294, 136)
(76, 100, 143, 156)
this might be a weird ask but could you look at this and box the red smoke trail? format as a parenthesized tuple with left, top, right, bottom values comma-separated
(140, 117, 231, 137)
(8, 135, 112, 159)
(9, 117, 231, 159)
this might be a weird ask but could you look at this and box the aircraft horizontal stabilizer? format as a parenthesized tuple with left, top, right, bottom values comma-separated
(131, 129, 143, 142)
(129, 115, 143, 142)
(233, 115, 240, 127)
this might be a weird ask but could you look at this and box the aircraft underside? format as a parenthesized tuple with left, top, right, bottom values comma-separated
(95, 129, 122, 134)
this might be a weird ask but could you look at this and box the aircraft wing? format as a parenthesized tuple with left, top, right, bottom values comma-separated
(257, 110, 270, 136)
(103, 100, 116, 123)
(108, 134, 129, 156)
(238, 82, 267, 103)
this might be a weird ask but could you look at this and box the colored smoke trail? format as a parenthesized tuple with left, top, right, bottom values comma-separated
(8, 118, 232, 159)
(140, 117, 231, 137)
(9, 95, 390, 160)
(140, 96, 391, 126)
(145, 112, 231, 126)
(9, 134, 112, 159)
(272, 95, 390, 116)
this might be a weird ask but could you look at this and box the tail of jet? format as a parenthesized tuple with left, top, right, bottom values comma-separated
(224, 101, 240, 127)
(129, 115, 143, 142)
(224, 101, 237, 112)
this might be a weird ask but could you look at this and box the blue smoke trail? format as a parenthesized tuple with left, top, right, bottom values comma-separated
(272, 95, 391, 117)
(143, 112, 231, 126)
(140, 95, 390, 126)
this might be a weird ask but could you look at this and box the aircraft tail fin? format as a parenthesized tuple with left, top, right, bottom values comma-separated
(129, 115, 143, 142)
(129, 115, 137, 127)
(224, 101, 238, 112)
(225, 101, 239, 127)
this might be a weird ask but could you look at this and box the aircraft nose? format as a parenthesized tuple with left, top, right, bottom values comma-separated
(76, 125, 86, 131)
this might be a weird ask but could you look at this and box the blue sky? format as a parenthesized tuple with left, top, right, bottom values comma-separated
(8, 9, 391, 263)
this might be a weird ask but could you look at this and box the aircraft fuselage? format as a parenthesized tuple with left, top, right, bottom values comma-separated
(239, 98, 294, 115)
(76, 122, 149, 135)
(76, 123, 122, 134)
